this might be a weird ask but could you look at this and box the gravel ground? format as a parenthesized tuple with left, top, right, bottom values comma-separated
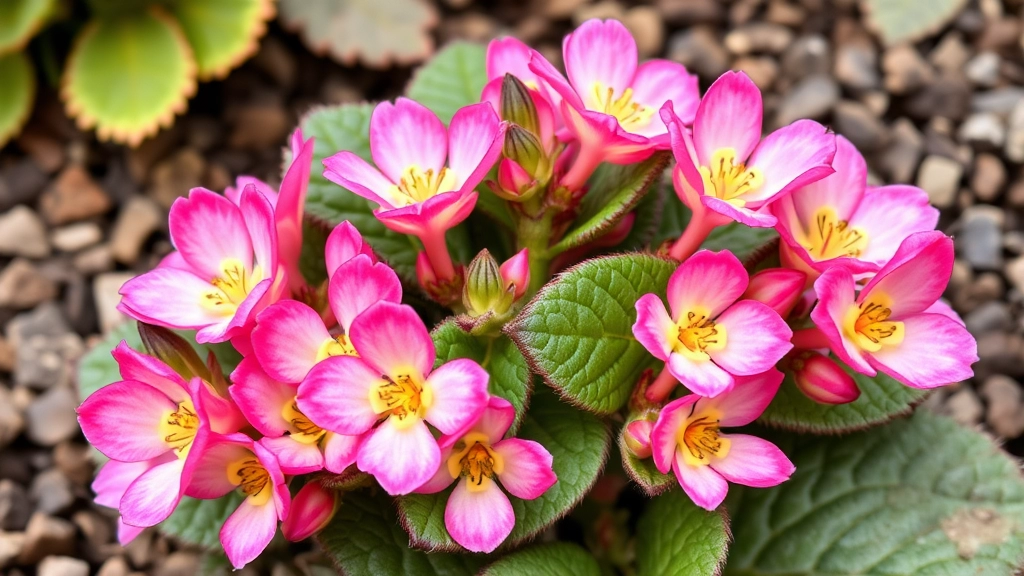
(2, 0, 1023, 574)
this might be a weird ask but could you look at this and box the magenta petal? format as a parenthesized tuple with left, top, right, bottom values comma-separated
(118, 267, 224, 331)
(445, 479, 515, 553)
(325, 221, 376, 277)
(93, 457, 168, 509)
(229, 358, 295, 437)
(252, 300, 331, 384)
(78, 381, 176, 462)
(239, 184, 278, 271)
(328, 254, 403, 333)
(357, 418, 440, 495)
(702, 197, 779, 228)
(668, 250, 748, 319)
(853, 185, 939, 267)
(711, 434, 794, 488)
(494, 438, 556, 500)
(448, 102, 505, 193)
(706, 368, 784, 428)
(786, 136, 867, 226)
(169, 189, 253, 280)
(745, 120, 836, 206)
(322, 432, 362, 474)
(370, 98, 448, 183)
(560, 103, 654, 164)
(869, 313, 977, 389)
(711, 300, 793, 376)
(464, 396, 516, 446)
(297, 356, 383, 436)
(119, 457, 187, 527)
(349, 301, 435, 380)
(633, 293, 674, 361)
(924, 300, 965, 326)
(415, 446, 457, 494)
(260, 436, 324, 475)
(860, 231, 953, 318)
(112, 342, 189, 403)
(424, 358, 491, 435)
(564, 19, 638, 108)
(672, 452, 729, 511)
(374, 190, 478, 236)
(650, 395, 698, 473)
(117, 519, 145, 545)
(322, 151, 397, 209)
(184, 433, 251, 499)
(668, 353, 735, 398)
(810, 268, 874, 374)
(693, 71, 762, 166)
(630, 60, 700, 132)
(221, 497, 279, 569)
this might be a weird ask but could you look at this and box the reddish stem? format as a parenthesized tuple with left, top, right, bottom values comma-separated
(559, 143, 604, 193)
(669, 211, 718, 261)
(645, 365, 678, 404)
(790, 327, 831, 350)
(419, 229, 456, 282)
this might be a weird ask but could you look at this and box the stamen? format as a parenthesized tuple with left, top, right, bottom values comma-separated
(227, 457, 272, 505)
(315, 333, 359, 362)
(281, 399, 326, 444)
(677, 414, 730, 466)
(804, 207, 869, 260)
(159, 401, 199, 458)
(444, 433, 505, 492)
(698, 148, 764, 203)
(674, 307, 727, 360)
(391, 166, 457, 205)
(591, 83, 655, 129)
(460, 442, 497, 487)
(369, 374, 432, 429)
(844, 297, 905, 352)
(199, 258, 263, 316)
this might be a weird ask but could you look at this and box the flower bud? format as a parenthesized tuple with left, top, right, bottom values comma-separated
(138, 323, 214, 385)
(494, 158, 534, 199)
(282, 482, 338, 542)
(500, 73, 540, 135)
(744, 268, 806, 319)
(463, 249, 515, 317)
(503, 125, 547, 177)
(623, 419, 653, 459)
(789, 351, 860, 405)
(499, 249, 530, 301)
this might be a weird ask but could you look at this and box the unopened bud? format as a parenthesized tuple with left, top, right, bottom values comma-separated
(623, 419, 653, 459)
(500, 73, 540, 135)
(494, 159, 534, 200)
(789, 351, 860, 405)
(499, 249, 530, 301)
(463, 249, 514, 317)
(281, 482, 338, 542)
(503, 125, 546, 176)
(138, 323, 212, 384)
(744, 268, 806, 319)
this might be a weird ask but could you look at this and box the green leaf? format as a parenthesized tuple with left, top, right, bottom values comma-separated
(397, 387, 610, 551)
(170, 0, 274, 80)
(862, 0, 967, 45)
(617, 170, 668, 251)
(299, 215, 331, 286)
(62, 8, 197, 147)
(726, 410, 1024, 576)
(508, 253, 675, 414)
(759, 361, 928, 434)
(0, 52, 34, 146)
(279, 0, 438, 69)
(482, 542, 600, 576)
(0, 0, 54, 54)
(406, 41, 487, 124)
(636, 490, 730, 576)
(317, 490, 486, 576)
(160, 493, 244, 549)
(551, 153, 671, 256)
(619, 423, 674, 497)
(431, 320, 531, 434)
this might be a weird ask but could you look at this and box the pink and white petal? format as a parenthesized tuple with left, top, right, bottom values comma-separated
(117, 267, 224, 331)
(633, 293, 675, 361)
(373, 191, 478, 237)
(448, 102, 505, 192)
(472, 396, 516, 445)
(194, 276, 273, 344)
(702, 197, 779, 228)
(661, 102, 704, 197)
(119, 458, 187, 527)
(322, 432, 362, 474)
(487, 36, 538, 80)
(424, 358, 491, 435)
(650, 395, 699, 474)
(260, 436, 324, 475)
(77, 382, 177, 462)
(349, 301, 434, 380)
(486, 36, 564, 114)
(788, 136, 867, 225)
(357, 418, 441, 495)
(868, 313, 977, 389)
(157, 250, 191, 271)
(239, 184, 279, 272)
(810, 268, 874, 375)
(710, 434, 794, 488)
(860, 231, 953, 318)
(924, 300, 965, 326)
(528, 52, 584, 110)
(711, 300, 793, 376)
(445, 479, 515, 553)
(93, 457, 167, 508)
(745, 120, 836, 207)
(668, 353, 735, 398)
(672, 453, 730, 511)
(325, 221, 376, 277)
(276, 132, 314, 275)
(168, 189, 253, 280)
(297, 356, 384, 436)
(328, 255, 403, 333)
(192, 378, 246, 435)
(630, 60, 700, 132)
(561, 104, 655, 164)
(252, 300, 330, 384)
(322, 151, 398, 208)
(414, 446, 457, 494)
(693, 71, 763, 166)
(493, 438, 556, 500)
(564, 19, 638, 109)
(370, 98, 448, 183)
(228, 358, 295, 437)
(667, 250, 748, 319)
(112, 342, 189, 403)
(117, 519, 145, 545)
(706, 368, 784, 428)
(227, 176, 277, 207)
(221, 497, 280, 569)
(183, 433, 252, 499)
(854, 186, 941, 267)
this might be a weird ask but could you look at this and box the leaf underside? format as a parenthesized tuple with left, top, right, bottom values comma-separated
(171, 0, 275, 80)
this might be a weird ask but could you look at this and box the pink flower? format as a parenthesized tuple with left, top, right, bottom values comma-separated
(662, 71, 836, 228)
(772, 136, 938, 278)
(623, 419, 654, 459)
(185, 434, 289, 569)
(529, 19, 700, 190)
(633, 250, 793, 398)
(415, 397, 556, 553)
(743, 268, 806, 318)
(118, 186, 287, 346)
(651, 369, 794, 510)
(92, 456, 172, 545)
(788, 351, 860, 405)
(500, 248, 530, 301)
(297, 301, 491, 495)
(483, 36, 564, 126)
(281, 481, 338, 542)
(810, 231, 977, 389)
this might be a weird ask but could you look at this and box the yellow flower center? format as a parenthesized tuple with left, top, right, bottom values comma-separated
(390, 166, 457, 205)
(199, 258, 263, 316)
(699, 148, 764, 206)
(315, 334, 359, 362)
(843, 294, 905, 353)
(281, 399, 326, 445)
(802, 207, 869, 261)
(369, 373, 433, 430)
(158, 400, 199, 459)
(672, 307, 728, 362)
(227, 456, 272, 505)
(591, 84, 654, 130)
(445, 432, 505, 493)
(676, 412, 731, 467)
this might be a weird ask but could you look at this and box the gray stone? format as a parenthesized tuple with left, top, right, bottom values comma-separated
(17, 513, 75, 564)
(833, 100, 888, 151)
(964, 301, 1013, 336)
(93, 273, 135, 333)
(880, 118, 924, 183)
(1004, 100, 1024, 162)
(723, 22, 792, 55)
(110, 196, 162, 265)
(40, 165, 112, 225)
(958, 112, 1005, 148)
(780, 35, 830, 80)
(0, 206, 49, 258)
(25, 387, 79, 446)
(667, 27, 729, 79)
(965, 51, 1001, 87)
(906, 78, 971, 121)
(929, 32, 969, 74)
(73, 244, 114, 275)
(882, 44, 933, 95)
(51, 223, 103, 253)
(0, 480, 30, 531)
(38, 555, 89, 576)
(916, 155, 963, 208)
(29, 469, 73, 515)
(774, 74, 839, 127)
(13, 330, 82, 392)
(980, 375, 1024, 438)
(971, 87, 1024, 114)
(834, 42, 879, 90)
(0, 259, 57, 310)
(956, 205, 1005, 270)
(156, 552, 201, 576)
(945, 387, 983, 425)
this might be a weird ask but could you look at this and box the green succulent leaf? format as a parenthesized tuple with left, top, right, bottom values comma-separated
(62, 8, 197, 147)
(406, 41, 487, 124)
(397, 387, 610, 551)
(862, 0, 967, 45)
(170, 0, 275, 80)
(726, 410, 1024, 576)
(550, 152, 671, 257)
(482, 542, 601, 576)
(759, 361, 928, 434)
(0, 0, 54, 55)
(636, 490, 731, 576)
(317, 489, 486, 576)
(0, 51, 35, 146)
(160, 493, 244, 549)
(431, 320, 531, 434)
(507, 253, 675, 414)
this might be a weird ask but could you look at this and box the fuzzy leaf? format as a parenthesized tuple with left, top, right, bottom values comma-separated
(508, 254, 676, 414)
(483, 542, 601, 576)
(397, 387, 610, 551)
(0, 0, 54, 54)
(278, 0, 437, 69)
(0, 52, 34, 146)
(406, 41, 487, 124)
(726, 410, 1024, 576)
(616, 171, 668, 251)
(862, 0, 967, 45)
(431, 320, 531, 434)
(551, 153, 671, 256)
(62, 8, 197, 147)
(636, 490, 731, 576)
(317, 490, 486, 576)
(758, 362, 928, 434)
(171, 0, 275, 80)
(159, 493, 244, 549)
(619, 426, 674, 497)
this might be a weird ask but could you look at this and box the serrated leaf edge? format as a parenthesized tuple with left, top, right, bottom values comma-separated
(0, 0, 56, 56)
(0, 51, 36, 147)
(187, 0, 276, 81)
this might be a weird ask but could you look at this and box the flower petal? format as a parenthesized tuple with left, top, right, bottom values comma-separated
(414, 445, 457, 494)
(93, 457, 170, 509)
(322, 151, 398, 208)
(494, 438, 556, 500)
(650, 395, 699, 474)
(860, 231, 953, 318)
(169, 188, 253, 280)
(117, 267, 225, 331)
(370, 98, 447, 183)
(328, 254, 403, 333)
(111, 342, 189, 404)
(448, 102, 505, 193)
(349, 301, 435, 380)
(424, 358, 491, 435)
(810, 268, 874, 374)
(357, 418, 440, 495)
(711, 434, 794, 488)
(183, 432, 250, 499)
(119, 457, 187, 527)
(465, 396, 516, 446)
(693, 71, 762, 166)
(630, 60, 700, 131)
(745, 120, 836, 206)
(260, 435, 324, 475)
(77, 381, 177, 462)
(221, 497, 279, 569)
(445, 478, 515, 553)
(297, 356, 384, 436)
(711, 300, 793, 376)
(702, 197, 779, 228)
(239, 184, 278, 271)
(853, 185, 939, 267)
(672, 452, 729, 511)
(667, 250, 748, 319)
(704, 368, 784, 428)
(785, 135, 867, 227)
(633, 293, 674, 361)
(668, 353, 735, 398)
(868, 313, 977, 389)
(325, 221, 376, 278)
(252, 300, 331, 384)
(322, 432, 362, 474)
(229, 358, 295, 437)
(565, 19, 638, 109)
(373, 191, 478, 237)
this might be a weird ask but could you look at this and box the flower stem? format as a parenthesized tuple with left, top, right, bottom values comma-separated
(559, 143, 604, 193)
(791, 327, 831, 350)
(517, 210, 555, 301)
(419, 230, 456, 282)
(645, 365, 678, 403)
(669, 210, 718, 261)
